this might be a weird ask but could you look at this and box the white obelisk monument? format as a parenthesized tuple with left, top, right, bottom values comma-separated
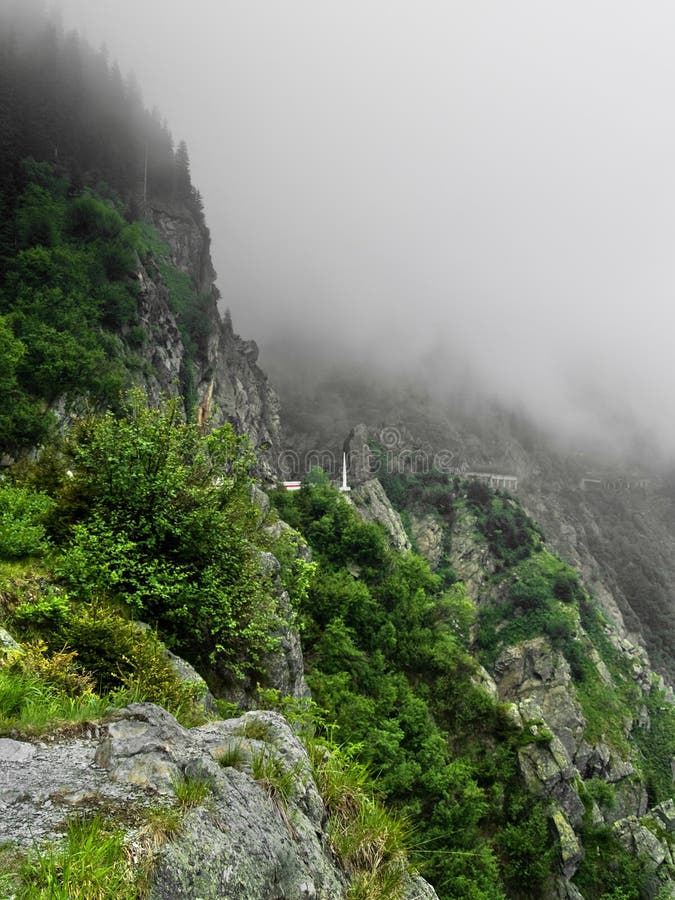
(339, 452, 351, 492)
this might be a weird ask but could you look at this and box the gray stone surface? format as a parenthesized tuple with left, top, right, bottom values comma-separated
(0, 704, 440, 899)
(652, 799, 675, 833)
(350, 478, 411, 552)
(409, 513, 444, 568)
(0, 738, 36, 763)
(403, 873, 441, 899)
(0, 626, 20, 655)
(135, 198, 283, 480)
(551, 809, 583, 879)
(495, 638, 587, 764)
(614, 816, 675, 899)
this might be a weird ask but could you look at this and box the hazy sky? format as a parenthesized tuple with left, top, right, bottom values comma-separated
(55, 1, 675, 456)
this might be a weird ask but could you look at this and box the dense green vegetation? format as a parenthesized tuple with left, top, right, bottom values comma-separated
(273, 480, 559, 899)
(360, 461, 675, 894)
(0, 159, 212, 455)
(1, 395, 673, 897)
(0, 1, 204, 224)
(0, 814, 142, 900)
(0, 0, 212, 455)
(0, 398, 428, 898)
(2, 393, 281, 694)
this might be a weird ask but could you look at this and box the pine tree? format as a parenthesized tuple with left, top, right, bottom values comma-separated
(174, 139, 191, 202)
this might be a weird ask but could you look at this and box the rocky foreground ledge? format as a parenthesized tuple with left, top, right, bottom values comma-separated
(0, 703, 437, 900)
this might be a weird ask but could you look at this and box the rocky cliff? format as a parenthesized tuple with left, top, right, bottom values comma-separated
(430, 491, 675, 897)
(138, 199, 282, 480)
(281, 422, 675, 897)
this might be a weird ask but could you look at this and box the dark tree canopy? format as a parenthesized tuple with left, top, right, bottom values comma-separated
(0, 2, 203, 222)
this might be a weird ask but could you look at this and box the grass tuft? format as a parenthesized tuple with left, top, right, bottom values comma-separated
(215, 741, 246, 770)
(171, 771, 212, 810)
(237, 716, 274, 741)
(306, 737, 412, 900)
(5, 814, 139, 899)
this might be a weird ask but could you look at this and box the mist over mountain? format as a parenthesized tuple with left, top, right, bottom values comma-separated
(51, 0, 675, 462)
(2, 5, 675, 898)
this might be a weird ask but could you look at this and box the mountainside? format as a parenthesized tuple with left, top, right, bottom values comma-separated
(0, 5, 674, 899)
(274, 471, 675, 899)
(137, 196, 282, 477)
(265, 356, 675, 685)
(0, 5, 281, 476)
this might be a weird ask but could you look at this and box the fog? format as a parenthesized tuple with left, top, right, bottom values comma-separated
(55, 1, 675, 459)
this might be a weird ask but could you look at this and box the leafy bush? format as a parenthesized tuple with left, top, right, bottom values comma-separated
(49, 600, 204, 722)
(65, 193, 124, 242)
(13, 591, 70, 630)
(0, 316, 51, 452)
(0, 483, 54, 560)
(573, 823, 647, 899)
(54, 392, 280, 683)
(467, 488, 541, 569)
(17, 640, 95, 697)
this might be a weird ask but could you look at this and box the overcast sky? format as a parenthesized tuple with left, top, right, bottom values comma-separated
(54, 1, 675, 457)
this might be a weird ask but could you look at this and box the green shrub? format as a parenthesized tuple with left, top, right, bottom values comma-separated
(13, 591, 70, 630)
(0, 483, 54, 560)
(583, 778, 616, 811)
(54, 392, 280, 682)
(467, 489, 541, 569)
(66, 194, 124, 242)
(573, 823, 647, 899)
(53, 600, 203, 722)
(18, 640, 95, 696)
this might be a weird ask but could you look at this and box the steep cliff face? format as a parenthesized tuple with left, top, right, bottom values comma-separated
(138, 199, 282, 479)
(444, 499, 675, 898)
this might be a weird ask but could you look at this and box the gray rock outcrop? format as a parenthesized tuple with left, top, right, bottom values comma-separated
(133, 199, 283, 479)
(409, 513, 444, 567)
(0, 703, 439, 899)
(350, 478, 411, 552)
(0, 626, 20, 655)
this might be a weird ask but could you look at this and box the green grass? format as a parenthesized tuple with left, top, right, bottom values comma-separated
(250, 747, 297, 809)
(237, 717, 274, 741)
(171, 771, 212, 810)
(0, 668, 110, 736)
(306, 737, 413, 900)
(3, 815, 139, 899)
(574, 667, 634, 758)
(215, 741, 246, 769)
